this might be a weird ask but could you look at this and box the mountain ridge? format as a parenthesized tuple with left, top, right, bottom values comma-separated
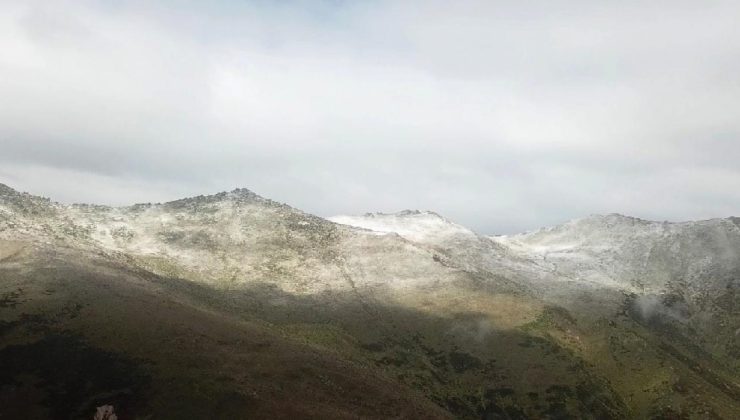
(2, 181, 740, 418)
(4, 181, 738, 235)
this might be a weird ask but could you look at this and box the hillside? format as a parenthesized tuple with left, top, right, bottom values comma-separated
(1, 184, 739, 419)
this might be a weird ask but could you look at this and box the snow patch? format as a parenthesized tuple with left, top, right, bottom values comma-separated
(329, 211, 474, 244)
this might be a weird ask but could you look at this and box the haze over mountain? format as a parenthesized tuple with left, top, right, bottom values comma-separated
(1, 183, 739, 419)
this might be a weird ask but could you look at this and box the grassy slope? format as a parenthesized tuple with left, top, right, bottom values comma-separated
(0, 243, 450, 419)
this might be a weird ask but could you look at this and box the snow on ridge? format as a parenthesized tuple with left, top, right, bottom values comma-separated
(495, 213, 738, 245)
(488, 211, 740, 292)
(329, 210, 474, 243)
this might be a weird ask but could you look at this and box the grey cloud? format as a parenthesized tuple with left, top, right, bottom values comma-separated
(1, 0, 740, 234)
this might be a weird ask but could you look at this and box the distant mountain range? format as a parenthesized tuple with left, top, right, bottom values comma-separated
(1, 183, 738, 419)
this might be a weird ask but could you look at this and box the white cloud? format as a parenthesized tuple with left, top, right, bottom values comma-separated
(1, 0, 740, 233)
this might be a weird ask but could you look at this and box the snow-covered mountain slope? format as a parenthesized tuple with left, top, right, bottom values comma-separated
(332, 210, 740, 298)
(3, 183, 740, 419)
(329, 210, 477, 244)
(1, 186, 465, 296)
(329, 210, 524, 287)
(494, 213, 740, 294)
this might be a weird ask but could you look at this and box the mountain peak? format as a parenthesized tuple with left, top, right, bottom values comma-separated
(0, 182, 56, 217)
(0, 183, 20, 197)
(398, 209, 444, 218)
(161, 187, 266, 209)
(360, 210, 446, 220)
(579, 213, 654, 226)
(229, 187, 259, 198)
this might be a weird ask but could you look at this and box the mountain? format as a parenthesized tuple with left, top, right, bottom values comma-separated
(1, 183, 739, 419)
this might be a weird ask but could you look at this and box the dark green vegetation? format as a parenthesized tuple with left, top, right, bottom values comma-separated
(0, 333, 149, 419)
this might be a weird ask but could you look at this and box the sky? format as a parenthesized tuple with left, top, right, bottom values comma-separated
(1, 0, 740, 234)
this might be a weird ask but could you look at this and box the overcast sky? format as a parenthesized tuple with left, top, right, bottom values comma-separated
(1, 0, 740, 234)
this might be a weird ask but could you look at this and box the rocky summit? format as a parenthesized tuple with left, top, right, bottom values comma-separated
(1, 183, 739, 419)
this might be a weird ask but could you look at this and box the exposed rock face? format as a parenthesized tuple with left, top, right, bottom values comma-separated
(93, 405, 117, 420)
(1, 183, 739, 418)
